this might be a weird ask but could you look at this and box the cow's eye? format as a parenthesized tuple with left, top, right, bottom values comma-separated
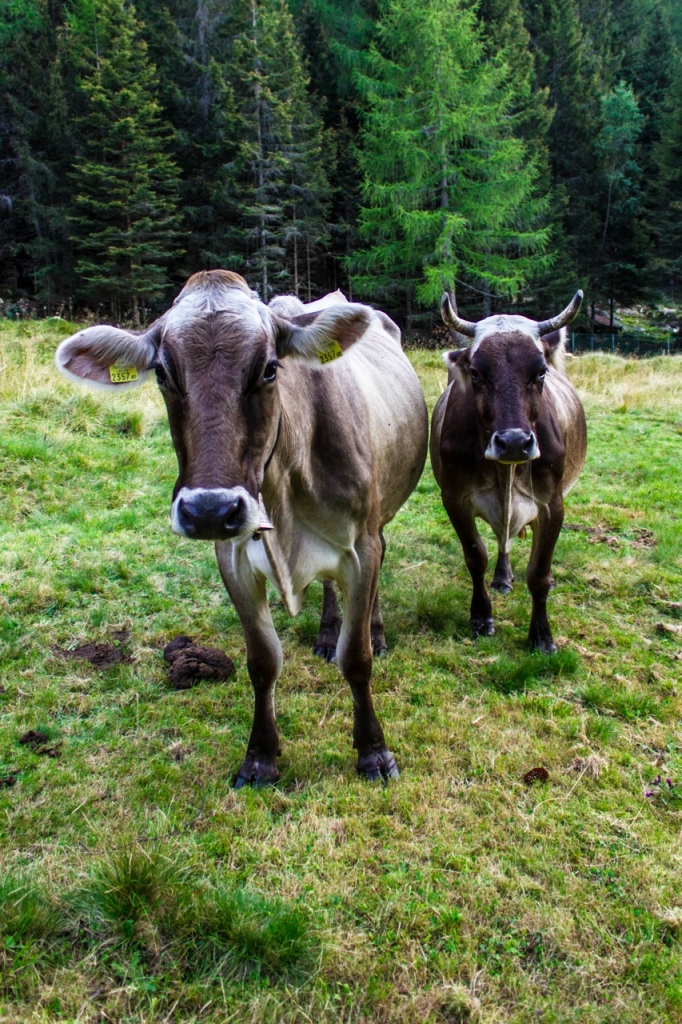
(535, 370, 547, 385)
(263, 360, 280, 384)
(470, 367, 482, 383)
(154, 363, 168, 387)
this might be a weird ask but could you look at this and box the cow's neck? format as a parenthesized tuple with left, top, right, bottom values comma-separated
(256, 408, 302, 614)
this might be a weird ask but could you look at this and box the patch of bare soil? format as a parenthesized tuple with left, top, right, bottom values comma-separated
(18, 730, 61, 757)
(163, 634, 235, 690)
(53, 631, 132, 668)
(632, 527, 656, 548)
(563, 522, 620, 546)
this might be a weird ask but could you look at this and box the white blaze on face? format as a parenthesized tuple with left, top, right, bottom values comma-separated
(470, 314, 542, 356)
(164, 280, 263, 336)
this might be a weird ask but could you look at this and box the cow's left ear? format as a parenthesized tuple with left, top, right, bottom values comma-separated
(443, 347, 470, 387)
(55, 323, 160, 391)
(540, 327, 567, 369)
(273, 304, 373, 366)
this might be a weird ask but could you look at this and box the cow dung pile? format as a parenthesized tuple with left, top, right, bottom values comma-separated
(163, 634, 235, 690)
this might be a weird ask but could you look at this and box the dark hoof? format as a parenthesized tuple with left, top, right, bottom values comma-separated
(471, 617, 495, 638)
(529, 636, 557, 654)
(357, 750, 400, 783)
(313, 639, 337, 662)
(491, 579, 513, 594)
(233, 757, 280, 789)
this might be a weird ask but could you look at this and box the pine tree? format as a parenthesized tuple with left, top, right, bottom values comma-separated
(591, 82, 645, 315)
(351, 0, 551, 321)
(0, 0, 72, 308)
(133, 0, 246, 274)
(223, 0, 331, 301)
(67, 0, 181, 323)
(290, 0, 379, 296)
(652, 65, 682, 297)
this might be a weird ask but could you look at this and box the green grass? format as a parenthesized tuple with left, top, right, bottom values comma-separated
(1, 320, 682, 1021)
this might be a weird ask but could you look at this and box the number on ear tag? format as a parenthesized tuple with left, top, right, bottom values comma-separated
(316, 339, 343, 365)
(109, 364, 139, 384)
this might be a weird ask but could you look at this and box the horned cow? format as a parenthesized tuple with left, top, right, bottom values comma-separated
(430, 291, 587, 652)
(56, 271, 428, 785)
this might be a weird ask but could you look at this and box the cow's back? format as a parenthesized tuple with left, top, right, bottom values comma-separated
(278, 313, 428, 528)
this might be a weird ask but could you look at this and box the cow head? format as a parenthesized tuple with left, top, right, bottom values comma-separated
(441, 291, 582, 463)
(55, 270, 372, 541)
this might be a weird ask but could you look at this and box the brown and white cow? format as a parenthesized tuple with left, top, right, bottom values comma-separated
(430, 292, 587, 653)
(56, 271, 428, 785)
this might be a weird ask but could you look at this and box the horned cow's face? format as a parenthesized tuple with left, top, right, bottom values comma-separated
(440, 291, 584, 464)
(469, 331, 546, 463)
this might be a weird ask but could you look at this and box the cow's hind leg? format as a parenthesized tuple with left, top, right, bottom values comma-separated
(371, 529, 388, 656)
(216, 543, 283, 787)
(491, 549, 514, 593)
(526, 495, 564, 653)
(337, 534, 397, 781)
(442, 493, 494, 638)
(314, 580, 342, 661)
(315, 546, 387, 661)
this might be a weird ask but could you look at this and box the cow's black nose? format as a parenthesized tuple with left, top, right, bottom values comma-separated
(177, 492, 246, 539)
(488, 429, 537, 462)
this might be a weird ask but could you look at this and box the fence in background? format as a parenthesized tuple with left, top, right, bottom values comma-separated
(569, 332, 682, 357)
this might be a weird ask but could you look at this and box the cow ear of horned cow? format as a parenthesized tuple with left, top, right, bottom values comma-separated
(55, 324, 159, 391)
(273, 304, 373, 366)
(442, 347, 470, 387)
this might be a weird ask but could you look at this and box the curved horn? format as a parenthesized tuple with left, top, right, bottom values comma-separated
(537, 290, 583, 335)
(440, 292, 476, 338)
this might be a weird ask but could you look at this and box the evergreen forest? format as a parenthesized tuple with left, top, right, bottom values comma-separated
(2, 0, 682, 329)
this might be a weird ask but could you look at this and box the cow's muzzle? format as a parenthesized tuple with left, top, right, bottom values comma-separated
(485, 429, 539, 463)
(171, 486, 260, 540)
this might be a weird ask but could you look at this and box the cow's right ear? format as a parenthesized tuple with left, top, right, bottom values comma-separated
(442, 348, 470, 388)
(273, 303, 372, 366)
(55, 324, 159, 391)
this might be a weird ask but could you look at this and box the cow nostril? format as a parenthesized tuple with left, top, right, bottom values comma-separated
(178, 498, 197, 536)
(223, 497, 243, 530)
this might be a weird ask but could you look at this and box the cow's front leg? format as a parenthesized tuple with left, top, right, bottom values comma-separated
(314, 580, 342, 661)
(491, 549, 514, 593)
(337, 535, 397, 781)
(526, 495, 564, 653)
(442, 493, 494, 637)
(216, 542, 283, 787)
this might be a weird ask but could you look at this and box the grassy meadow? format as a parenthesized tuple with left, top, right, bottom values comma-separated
(1, 319, 682, 1023)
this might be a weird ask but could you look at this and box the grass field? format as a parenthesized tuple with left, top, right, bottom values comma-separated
(1, 319, 682, 1023)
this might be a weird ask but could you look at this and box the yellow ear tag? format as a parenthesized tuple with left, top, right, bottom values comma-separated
(316, 339, 343, 365)
(109, 364, 139, 384)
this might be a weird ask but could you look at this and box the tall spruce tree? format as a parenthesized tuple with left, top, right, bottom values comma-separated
(0, 0, 72, 307)
(652, 65, 682, 297)
(591, 82, 645, 316)
(67, 0, 181, 323)
(351, 0, 551, 322)
(290, 0, 380, 296)
(223, 0, 331, 300)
